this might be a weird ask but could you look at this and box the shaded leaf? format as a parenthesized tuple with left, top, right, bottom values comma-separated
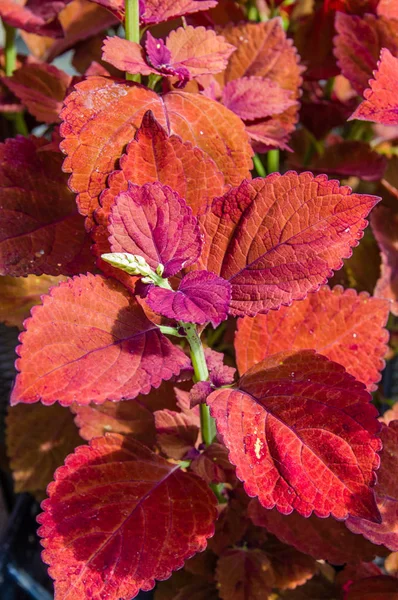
(147, 271, 231, 327)
(0, 0, 69, 37)
(249, 499, 383, 564)
(6, 402, 81, 497)
(204, 348, 236, 388)
(347, 420, 398, 551)
(334, 12, 398, 95)
(216, 548, 274, 600)
(11, 274, 189, 406)
(198, 173, 379, 317)
(221, 76, 297, 121)
(190, 443, 237, 486)
(0, 274, 65, 329)
(38, 434, 217, 600)
(208, 498, 248, 555)
(71, 399, 155, 444)
(60, 76, 252, 226)
(217, 19, 303, 151)
(4, 62, 72, 124)
(259, 534, 317, 591)
(207, 350, 381, 520)
(154, 408, 200, 459)
(0, 136, 94, 277)
(372, 204, 398, 315)
(350, 48, 398, 125)
(108, 182, 202, 278)
(235, 285, 389, 391)
(345, 576, 398, 599)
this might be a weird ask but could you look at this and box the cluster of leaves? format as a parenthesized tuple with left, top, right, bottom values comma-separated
(3, 0, 398, 599)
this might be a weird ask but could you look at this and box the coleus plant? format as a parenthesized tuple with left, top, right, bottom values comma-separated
(2, 1, 398, 600)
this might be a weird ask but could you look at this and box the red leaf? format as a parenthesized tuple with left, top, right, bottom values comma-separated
(198, 173, 379, 317)
(0, 136, 94, 277)
(141, 0, 218, 24)
(217, 19, 303, 151)
(190, 443, 237, 487)
(71, 399, 156, 445)
(334, 12, 398, 95)
(345, 576, 398, 600)
(350, 48, 398, 125)
(147, 271, 231, 327)
(221, 76, 297, 121)
(216, 548, 274, 600)
(11, 274, 189, 407)
(60, 76, 252, 226)
(38, 434, 217, 600)
(371, 205, 398, 315)
(346, 421, 398, 551)
(92, 111, 225, 279)
(6, 403, 82, 497)
(4, 62, 71, 124)
(235, 285, 390, 391)
(0, 0, 69, 37)
(249, 499, 383, 564)
(108, 182, 202, 278)
(207, 350, 381, 521)
(154, 408, 200, 459)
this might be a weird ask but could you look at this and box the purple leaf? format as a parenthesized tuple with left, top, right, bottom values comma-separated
(145, 31, 172, 68)
(147, 270, 231, 327)
(108, 182, 202, 278)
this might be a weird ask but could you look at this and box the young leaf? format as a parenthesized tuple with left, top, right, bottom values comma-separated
(11, 274, 189, 407)
(103, 27, 235, 84)
(207, 350, 381, 521)
(346, 421, 398, 551)
(154, 408, 200, 460)
(216, 548, 275, 600)
(350, 48, 398, 125)
(249, 500, 382, 564)
(38, 434, 217, 600)
(0, 136, 94, 277)
(4, 62, 72, 124)
(217, 19, 303, 151)
(147, 271, 231, 328)
(0, 0, 68, 37)
(235, 286, 390, 391)
(108, 182, 202, 278)
(334, 12, 398, 94)
(71, 399, 156, 445)
(190, 443, 237, 487)
(60, 76, 252, 226)
(6, 403, 81, 498)
(198, 173, 379, 317)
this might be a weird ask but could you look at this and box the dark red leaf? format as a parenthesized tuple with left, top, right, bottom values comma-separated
(60, 76, 251, 227)
(372, 204, 398, 315)
(350, 48, 398, 125)
(207, 350, 381, 520)
(249, 499, 383, 564)
(346, 421, 398, 551)
(154, 408, 200, 459)
(235, 285, 390, 391)
(216, 548, 274, 600)
(108, 182, 202, 278)
(190, 443, 237, 487)
(334, 12, 398, 95)
(0, 0, 69, 37)
(345, 576, 398, 599)
(4, 62, 71, 124)
(38, 434, 217, 600)
(11, 274, 189, 407)
(197, 173, 379, 317)
(0, 136, 94, 277)
(147, 271, 231, 327)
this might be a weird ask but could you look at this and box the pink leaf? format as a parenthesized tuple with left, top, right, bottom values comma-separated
(38, 434, 217, 600)
(108, 182, 202, 278)
(0, 0, 69, 37)
(11, 274, 189, 407)
(102, 35, 157, 76)
(147, 271, 231, 327)
(198, 173, 379, 317)
(350, 48, 398, 125)
(207, 350, 382, 521)
(222, 77, 297, 121)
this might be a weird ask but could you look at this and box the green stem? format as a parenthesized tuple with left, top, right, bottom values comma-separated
(252, 154, 266, 178)
(267, 149, 280, 174)
(125, 0, 141, 82)
(181, 322, 216, 446)
(324, 77, 335, 100)
(158, 325, 183, 338)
